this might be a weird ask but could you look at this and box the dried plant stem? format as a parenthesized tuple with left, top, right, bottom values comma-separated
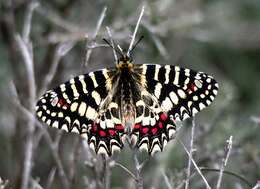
(185, 118, 196, 189)
(84, 7, 107, 68)
(216, 136, 233, 189)
(22, 1, 39, 44)
(39, 42, 75, 95)
(106, 27, 118, 63)
(127, 6, 145, 55)
(134, 153, 143, 189)
(200, 168, 252, 187)
(92, 156, 111, 189)
(104, 157, 111, 189)
(10, 82, 70, 189)
(178, 139, 211, 189)
(161, 171, 173, 189)
(15, 2, 38, 188)
(114, 162, 136, 180)
(45, 168, 56, 189)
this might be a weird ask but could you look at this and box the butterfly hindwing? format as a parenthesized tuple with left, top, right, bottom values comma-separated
(88, 101, 125, 156)
(131, 99, 177, 155)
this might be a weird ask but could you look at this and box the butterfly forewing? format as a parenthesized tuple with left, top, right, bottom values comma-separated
(138, 64, 219, 121)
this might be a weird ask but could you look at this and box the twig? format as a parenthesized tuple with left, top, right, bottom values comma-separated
(45, 168, 56, 189)
(83, 6, 107, 68)
(106, 26, 118, 63)
(39, 41, 75, 95)
(185, 118, 196, 189)
(134, 152, 143, 189)
(93, 7, 107, 39)
(216, 136, 233, 189)
(200, 168, 252, 188)
(9, 82, 70, 189)
(104, 157, 111, 189)
(252, 181, 260, 189)
(178, 139, 211, 189)
(161, 170, 173, 189)
(114, 162, 137, 180)
(15, 2, 37, 188)
(22, 1, 39, 44)
(127, 5, 145, 56)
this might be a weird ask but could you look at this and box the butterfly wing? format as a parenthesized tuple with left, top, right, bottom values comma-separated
(36, 69, 124, 156)
(139, 64, 218, 120)
(131, 64, 218, 154)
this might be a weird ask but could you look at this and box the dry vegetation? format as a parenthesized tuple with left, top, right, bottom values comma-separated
(1, 0, 260, 189)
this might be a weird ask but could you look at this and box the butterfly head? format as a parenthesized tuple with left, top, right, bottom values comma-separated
(103, 36, 144, 67)
(117, 54, 133, 70)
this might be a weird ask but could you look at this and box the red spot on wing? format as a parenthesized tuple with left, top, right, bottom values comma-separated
(158, 122, 163, 129)
(160, 113, 168, 121)
(108, 129, 116, 135)
(58, 99, 69, 108)
(187, 83, 196, 93)
(142, 127, 149, 134)
(99, 130, 106, 136)
(134, 124, 141, 129)
(151, 127, 158, 135)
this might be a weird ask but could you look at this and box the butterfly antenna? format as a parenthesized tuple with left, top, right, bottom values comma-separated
(129, 35, 144, 54)
(103, 38, 123, 57)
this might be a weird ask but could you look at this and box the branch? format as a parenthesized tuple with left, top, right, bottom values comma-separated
(161, 170, 173, 189)
(134, 152, 144, 189)
(185, 118, 196, 189)
(106, 26, 118, 63)
(22, 1, 39, 44)
(14, 2, 37, 188)
(178, 139, 211, 189)
(39, 41, 75, 95)
(200, 168, 252, 188)
(114, 162, 137, 180)
(83, 6, 107, 69)
(9, 82, 70, 189)
(127, 5, 145, 55)
(216, 136, 233, 189)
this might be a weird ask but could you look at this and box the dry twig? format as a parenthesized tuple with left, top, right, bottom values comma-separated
(185, 118, 196, 189)
(83, 6, 107, 68)
(161, 170, 173, 189)
(14, 2, 38, 188)
(216, 136, 233, 189)
(9, 81, 70, 189)
(178, 139, 211, 189)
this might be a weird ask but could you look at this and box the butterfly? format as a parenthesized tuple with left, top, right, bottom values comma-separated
(36, 39, 218, 156)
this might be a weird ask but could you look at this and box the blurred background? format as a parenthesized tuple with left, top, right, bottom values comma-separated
(1, 0, 260, 188)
